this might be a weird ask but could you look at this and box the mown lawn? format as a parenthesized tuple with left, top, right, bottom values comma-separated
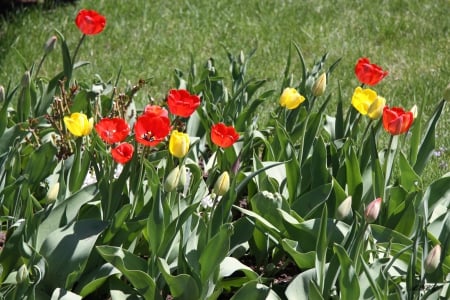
(0, 0, 448, 181)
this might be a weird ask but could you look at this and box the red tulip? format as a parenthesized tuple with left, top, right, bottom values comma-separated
(211, 123, 239, 148)
(75, 9, 106, 35)
(111, 143, 134, 164)
(144, 105, 169, 118)
(95, 118, 130, 144)
(355, 58, 388, 86)
(382, 106, 414, 135)
(167, 89, 201, 118)
(134, 114, 171, 146)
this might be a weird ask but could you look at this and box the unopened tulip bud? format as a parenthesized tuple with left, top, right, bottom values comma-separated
(16, 264, 29, 283)
(44, 35, 57, 54)
(410, 105, 418, 119)
(0, 85, 4, 102)
(335, 196, 352, 220)
(312, 73, 327, 97)
(177, 166, 187, 190)
(164, 166, 180, 192)
(425, 244, 441, 274)
(213, 171, 230, 196)
(443, 83, 450, 102)
(46, 182, 60, 202)
(21, 71, 30, 87)
(364, 197, 382, 223)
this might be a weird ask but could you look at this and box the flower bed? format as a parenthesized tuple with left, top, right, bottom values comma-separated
(0, 8, 449, 299)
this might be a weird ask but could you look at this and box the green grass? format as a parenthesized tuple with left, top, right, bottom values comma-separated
(0, 0, 449, 181)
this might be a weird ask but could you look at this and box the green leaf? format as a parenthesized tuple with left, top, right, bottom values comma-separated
(414, 100, 445, 175)
(345, 144, 363, 208)
(311, 136, 329, 189)
(291, 183, 332, 219)
(219, 256, 258, 280)
(158, 258, 200, 300)
(308, 280, 325, 300)
(0, 124, 28, 155)
(147, 187, 165, 255)
(281, 239, 315, 269)
(54, 29, 72, 87)
(417, 175, 450, 219)
(285, 268, 316, 300)
(39, 219, 108, 291)
(96, 245, 160, 300)
(230, 281, 272, 300)
(333, 244, 360, 300)
(76, 263, 120, 297)
(36, 184, 98, 249)
(398, 151, 421, 192)
(199, 224, 233, 283)
(25, 142, 57, 185)
(315, 206, 328, 293)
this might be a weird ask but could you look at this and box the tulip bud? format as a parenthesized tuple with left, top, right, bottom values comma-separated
(443, 83, 450, 102)
(164, 166, 180, 192)
(21, 71, 30, 87)
(44, 35, 57, 54)
(424, 244, 441, 274)
(312, 73, 327, 97)
(410, 104, 418, 119)
(46, 182, 60, 202)
(335, 196, 352, 220)
(364, 197, 382, 223)
(177, 166, 187, 190)
(213, 171, 230, 196)
(16, 264, 29, 283)
(0, 85, 4, 102)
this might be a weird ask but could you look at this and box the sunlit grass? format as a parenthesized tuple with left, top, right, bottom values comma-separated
(0, 0, 448, 182)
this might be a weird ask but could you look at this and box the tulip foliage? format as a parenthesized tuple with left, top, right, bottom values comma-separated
(0, 8, 449, 300)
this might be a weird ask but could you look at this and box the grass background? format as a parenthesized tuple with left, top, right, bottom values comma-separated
(0, 0, 449, 181)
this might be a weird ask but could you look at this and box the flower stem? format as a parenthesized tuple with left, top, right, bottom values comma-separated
(71, 34, 86, 66)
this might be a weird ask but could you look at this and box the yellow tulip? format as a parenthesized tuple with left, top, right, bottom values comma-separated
(64, 112, 93, 137)
(367, 96, 386, 119)
(279, 87, 305, 110)
(169, 130, 190, 158)
(351, 87, 384, 119)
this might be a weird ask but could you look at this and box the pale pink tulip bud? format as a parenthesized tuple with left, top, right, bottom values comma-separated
(425, 244, 441, 274)
(364, 197, 382, 223)
(44, 35, 57, 54)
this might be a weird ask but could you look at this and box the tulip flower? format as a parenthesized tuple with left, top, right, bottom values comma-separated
(211, 123, 239, 148)
(279, 87, 305, 110)
(169, 130, 190, 158)
(351, 87, 385, 119)
(111, 143, 134, 164)
(144, 105, 169, 118)
(95, 117, 130, 144)
(134, 114, 171, 147)
(354, 57, 388, 86)
(75, 9, 106, 35)
(167, 89, 201, 118)
(64, 112, 93, 137)
(364, 197, 382, 223)
(213, 171, 230, 196)
(164, 165, 187, 192)
(424, 244, 441, 274)
(382, 106, 414, 135)
(312, 73, 327, 97)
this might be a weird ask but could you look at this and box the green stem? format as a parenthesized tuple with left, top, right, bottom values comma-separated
(71, 34, 86, 67)
(34, 53, 48, 79)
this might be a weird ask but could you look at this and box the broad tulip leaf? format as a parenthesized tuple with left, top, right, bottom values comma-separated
(219, 256, 258, 280)
(158, 258, 200, 300)
(344, 145, 363, 208)
(50, 288, 82, 300)
(281, 239, 315, 269)
(39, 219, 108, 291)
(285, 268, 317, 300)
(96, 245, 160, 300)
(291, 183, 332, 219)
(311, 136, 329, 189)
(333, 244, 360, 300)
(199, 224, 233, 283)
(25, 142, 57, 185)
(230, 281, 277, 300)
(76, 263, 120, 297)
(36, 184, 97, 249)
(418, 175, 450, 219)
(315, 206, 328, 292)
